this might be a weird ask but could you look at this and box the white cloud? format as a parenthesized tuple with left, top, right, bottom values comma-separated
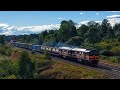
(106, 15, 120, 26)
(107, 11, 120, 13)
(0, 24, 60, 35)
(80, 13, 83, 15)
(96, 13, 99, 15)
(79, 21, 89, 25)
(1, 31, 13, 35)
(1, 17, 120, 35)
(18, 24, 60, 32)
(107, 15, 120, 18)
(107, 18, 120, 26)
(0, 23, 9, 27)
(76, 21, 89, 29)
(58, 17, 64, 20)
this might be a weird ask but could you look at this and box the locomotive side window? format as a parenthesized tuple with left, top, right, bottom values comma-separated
(89, 50, 99, 55)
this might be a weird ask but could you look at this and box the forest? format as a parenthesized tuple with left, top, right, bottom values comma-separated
(5, 19, 120, 57)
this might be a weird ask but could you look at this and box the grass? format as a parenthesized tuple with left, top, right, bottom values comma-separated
(26, 49, 107, 79)
(5, 46, 108, 79)
(38, 60, 107, 79)
(100, 55, 120, 65)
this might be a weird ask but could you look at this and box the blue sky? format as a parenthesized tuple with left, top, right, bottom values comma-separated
(0, 11, 119, 26)
(0, 11, 120, 35)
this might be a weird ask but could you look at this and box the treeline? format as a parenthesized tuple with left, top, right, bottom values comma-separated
(2, 19, 120, 56)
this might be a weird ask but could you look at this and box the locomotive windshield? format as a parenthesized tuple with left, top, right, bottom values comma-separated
(89, 50, 99, 55)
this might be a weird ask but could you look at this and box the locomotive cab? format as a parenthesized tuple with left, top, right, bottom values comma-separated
(88, 50, 99, 64)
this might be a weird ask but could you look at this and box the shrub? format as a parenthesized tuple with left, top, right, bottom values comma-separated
(43, 50, 51, 60)
(117, 57, 120, 63)
(0, 58, 19, 79)
(31, 50, 35, 54)
(6, 48, 12, 56)
(117, 36, 120, 42)
(95, 41, 112, 50)
(100, 50, 112, 56)
(0, 47, 6, 55)
(0, 59, 14, 75)
(0, 45, 12, 56)
(110, 46, 120, 56)
(0, 68, 7, 79)
(4, 75, 17, 79)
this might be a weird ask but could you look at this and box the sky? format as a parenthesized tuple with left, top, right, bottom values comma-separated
(0, 11, 120, 35)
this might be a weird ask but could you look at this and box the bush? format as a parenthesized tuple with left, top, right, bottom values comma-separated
(4, 75, 17, 79)
(0, 45, 12, 56)
(0, 68, 7, 79)
(95, 41, 112, 50)
(100, 50, 112, 56)
(110, 46, 120, 56)
(110, 56, 120, 64)
(31, 50, 35, 54)
(43, 50, 51, 60)
(0, 59, 14, 75)
(117, 36, 120, 42)
(6, 48, 12, 56)
(0, 58, 19, 79)
(0, 47, 6, 55)
(117, 57, 120, 63)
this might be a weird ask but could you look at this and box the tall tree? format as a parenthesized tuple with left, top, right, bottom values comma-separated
(0, 35, 5, 45)
(18, 51, 36, 79)
(100, 19, 110, 37)
(77, 24, 89, 38)
(85, 27, 100, 44)
(58, 20, 77, 42)
(87, 21, 97, 27)
(106, 26, 115, 39)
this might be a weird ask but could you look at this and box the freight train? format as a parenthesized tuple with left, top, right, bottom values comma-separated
(11, 41, 99, 65)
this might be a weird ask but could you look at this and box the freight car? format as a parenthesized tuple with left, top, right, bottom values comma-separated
(32, 45, 41, 52)
(26, 44, 33, 50)
(18, 43, 27, 48)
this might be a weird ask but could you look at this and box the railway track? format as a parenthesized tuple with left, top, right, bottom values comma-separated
(98, 62, 120, 79)
(12, 46, 120, 79)
(51, 56, 120, 79)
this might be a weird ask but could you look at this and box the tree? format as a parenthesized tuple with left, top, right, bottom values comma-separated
(65, 36, 84, 47)
(113, 23, 120, 36)
(85, 27, 100, 44)
(18, 51, 36, 79)
(106, 26, 115, 39)
(100, 19, 110, 37)
(87, 21, 97, 27)
(58, 20, 77, 42)
(0, 35, 5, 45)
(77, 24, 89, 38)
(117, 36, 120, 42)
